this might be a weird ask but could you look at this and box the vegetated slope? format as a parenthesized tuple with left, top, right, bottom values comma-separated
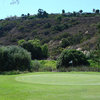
(0, 15, 100, 58)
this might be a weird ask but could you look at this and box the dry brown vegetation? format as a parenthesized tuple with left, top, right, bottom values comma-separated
(0, 15, 100, 58)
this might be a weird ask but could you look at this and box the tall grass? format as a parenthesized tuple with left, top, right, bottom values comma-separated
(58, 66, 100, 72)
(39, 60, 57, 71)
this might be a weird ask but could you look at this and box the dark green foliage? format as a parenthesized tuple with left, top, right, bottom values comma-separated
(52, 24, 68, 32)
(27, 13, 30, 17)
(58, 66, 100, 72)
(95, 9, 100, 14)
(97, 22, 100, 33)
(21, 14, 27, 19)
(89, 50, 100, 64)
(0, 46, 31, 71)
(44, 23, 51, 28)
(72, 32, 83, 44)
(18, 39, 48, 59)
(57, 49, 89, 69)
(56, 16, 62, 22)
(31, 60, 41, 71)
(96, 35, 100, 49)
(62, 9, 65, 14)
(52, 25, 63, 31)
(17, 25, 25, 32)
(18, 39, 42, 59)
(61, 38, 72, 48)
(97, 23, 100, 29)
(54, 32, 71, 40)
(37, 9, 48, 18)
(73, 11, 77, 16)
(42, 44, 48, 58)
(79, 10, 83, 14)
(0, 70, 22, 75)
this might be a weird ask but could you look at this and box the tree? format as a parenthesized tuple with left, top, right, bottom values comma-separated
(0, 46, 31, 71)
(43, 11, 48, 18)
(38, 9, 44, 17)
(95, 9, 100, 14)
(61, 38, 71, 48)
(42, 44, 48, 58)
(27, 13, 30, 17)
(62, 9, 65, 14)
(21, 14, 25, 18)
(19, 39, 42, 59)
(57, 49, 89, 69)
(73, 11, 76, 16)
(79, 10, 83, 14)
(18, 39, 48, 59)
(93, 9, 95, 13)
(37, 9, 48, 18)
(21, 14, 27, 19)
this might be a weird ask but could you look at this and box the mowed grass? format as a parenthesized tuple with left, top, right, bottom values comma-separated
(0, 72, 100, 100)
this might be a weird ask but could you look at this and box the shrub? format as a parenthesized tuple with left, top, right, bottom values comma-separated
(58, 66, 100, 72)
(39, 60, 57, 71)
(39, 60, 57, 69)
(52, 25, 65, 31)
(44, 23, 51, 28)
(61, 38, 72, 48)
(54, 32, 71, 40)
(0, 46, 31, 71)
(89, 50, 100, 65)
(42, 44, 48, 58)
(56, 16, 62, 22)
(31, 60, 41, 71)
(57, 49, 89, 69)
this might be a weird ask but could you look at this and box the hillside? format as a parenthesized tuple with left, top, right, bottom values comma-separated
(0, 14, 100, 59)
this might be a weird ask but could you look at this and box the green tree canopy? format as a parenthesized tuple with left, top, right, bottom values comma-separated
(18, 39, 48, 59)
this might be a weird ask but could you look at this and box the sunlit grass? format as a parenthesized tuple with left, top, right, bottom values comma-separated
(0, 72, 100, 100)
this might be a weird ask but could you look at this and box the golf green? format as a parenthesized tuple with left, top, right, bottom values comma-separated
(0, 72, 100, 100)
(16, 73, 100, 85)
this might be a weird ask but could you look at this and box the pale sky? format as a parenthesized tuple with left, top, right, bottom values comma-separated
(0, 0, 100, 19)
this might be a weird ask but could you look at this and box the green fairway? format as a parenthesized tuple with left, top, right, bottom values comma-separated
(0, 72, 100, 100)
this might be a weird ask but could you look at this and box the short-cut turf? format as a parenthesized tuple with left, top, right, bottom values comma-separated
(0, 72, 100, 100)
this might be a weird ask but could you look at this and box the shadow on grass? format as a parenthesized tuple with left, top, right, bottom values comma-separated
(0, 71, 29, 75)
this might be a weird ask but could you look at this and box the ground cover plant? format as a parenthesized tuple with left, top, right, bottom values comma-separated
(0, 72, 100, 100)
(39, 60, 57, 71)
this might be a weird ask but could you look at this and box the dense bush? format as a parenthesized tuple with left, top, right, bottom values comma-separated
(57, 49, 89, 69)
(18, 39, 48, 59)
(39, 60, 57, 71)
(61, 38, 72, 48)
(42, 44, 49, 58)
(0, 46, 31, 71)
(31, 60, 41, 71)
(89, 50, 100, 64)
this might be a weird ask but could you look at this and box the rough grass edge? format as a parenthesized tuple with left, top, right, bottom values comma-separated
(57, 66, 100, 72)
(0, 70, 29, 75)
